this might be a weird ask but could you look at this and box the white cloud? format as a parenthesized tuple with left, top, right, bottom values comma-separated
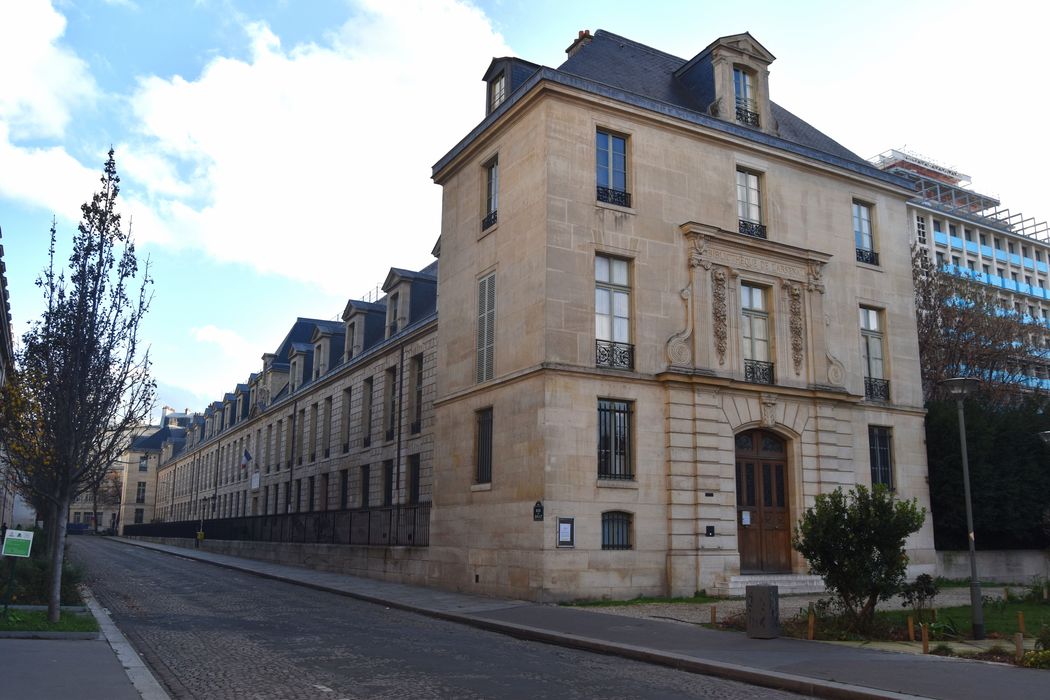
(191, 324, 257, 361)
(0, 0, 98, 140)
(0, 123, 100, 223)
(123, 0, 511, 295)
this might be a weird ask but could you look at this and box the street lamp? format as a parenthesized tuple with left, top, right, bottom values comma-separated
(940, 376, 984, 640)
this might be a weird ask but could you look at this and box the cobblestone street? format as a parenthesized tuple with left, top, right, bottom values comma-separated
(70, 538, 801, 700)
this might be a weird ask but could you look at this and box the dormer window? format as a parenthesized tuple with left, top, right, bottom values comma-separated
(290, 360, 298, 392)
(387, 292, 400, 338)
(734, 67, 758, 127)
(347, 322, 356, 360)
(490, 71, 506, 111)
(314, 343, 324, 379)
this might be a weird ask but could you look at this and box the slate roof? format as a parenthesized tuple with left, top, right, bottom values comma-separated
(434, 30, 907, 190)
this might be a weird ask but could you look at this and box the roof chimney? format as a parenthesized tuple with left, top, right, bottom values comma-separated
(161, 405, 173, 417)
(566, 29, 592, 58)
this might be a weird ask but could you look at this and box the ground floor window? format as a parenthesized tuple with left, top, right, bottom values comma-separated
(601, 510, 632, 550)
(134, 508, 144, 524)
(868, 426, 894, 488)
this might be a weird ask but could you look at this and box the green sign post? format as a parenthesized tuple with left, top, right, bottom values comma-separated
(2, 530, 33, 558)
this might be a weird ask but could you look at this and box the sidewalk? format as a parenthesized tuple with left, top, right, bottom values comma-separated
(112, 537, 1046, 700)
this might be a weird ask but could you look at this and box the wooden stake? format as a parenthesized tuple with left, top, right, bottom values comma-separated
(907, 615, 915, 642)
(1015, 633, 1024, 662)
(1044, 582, 1049, 601)
(931, 608, 937, 622)
(710, 606, 716, 625)
(921, 624, 929, 654)
(807, 603, 815, 640)
(1018, 611, 1025, 635)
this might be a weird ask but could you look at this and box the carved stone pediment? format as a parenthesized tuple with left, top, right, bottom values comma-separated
(679, 221, 830, 285)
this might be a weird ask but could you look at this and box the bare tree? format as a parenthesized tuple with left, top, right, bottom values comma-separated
(0, 150, 153, 621)
(912, 245, 1048, 404)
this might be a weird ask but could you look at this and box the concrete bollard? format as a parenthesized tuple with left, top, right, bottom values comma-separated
(745, 585, 779, 639)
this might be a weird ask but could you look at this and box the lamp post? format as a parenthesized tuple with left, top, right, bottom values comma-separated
(940, 377, 984, 640)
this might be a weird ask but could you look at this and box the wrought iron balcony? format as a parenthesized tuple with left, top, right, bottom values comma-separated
(736, 105, 760, 127)
(744, 359, 775, 385)
(865, 377, 890, 401)
(482, 209, 497, 231)
(856, 247, 880, 266)
(596, 339, 634, 371)
(738, 219, 767, 239)
(597, 186, 631, 208)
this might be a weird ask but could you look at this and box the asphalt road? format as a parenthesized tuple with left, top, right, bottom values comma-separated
(69, 538, 801, 700)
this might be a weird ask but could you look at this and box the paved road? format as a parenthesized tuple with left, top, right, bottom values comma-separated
(70, 538, 800, 700)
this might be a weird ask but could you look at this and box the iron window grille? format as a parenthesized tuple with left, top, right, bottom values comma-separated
(735, 104, 759, 127)
(738, 219, 767, 239)
(856, 248, 880, 265)
(601, 511, 633, 550)
(595, 339, 634, 370)
(864, 377, 890, 401)
(482, 210, 498, 231)
(475, 407, 493, 484)
(598, 399, 633, 480)
(596, 185, 631, 208)
(744, 359, 775, 385)
(868, 426, 894, 489)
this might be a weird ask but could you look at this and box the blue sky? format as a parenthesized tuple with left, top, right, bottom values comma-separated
(1, 0, 1047, 419)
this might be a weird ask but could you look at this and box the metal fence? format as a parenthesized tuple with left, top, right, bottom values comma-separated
(123, 502, 431, 547)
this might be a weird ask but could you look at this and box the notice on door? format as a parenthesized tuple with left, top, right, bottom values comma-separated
(741, 511, 751, 526)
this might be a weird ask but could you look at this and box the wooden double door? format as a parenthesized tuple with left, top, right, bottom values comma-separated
(735, 429, 791, 573)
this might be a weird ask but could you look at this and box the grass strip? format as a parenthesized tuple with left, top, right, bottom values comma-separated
(0, 609, 99, 633)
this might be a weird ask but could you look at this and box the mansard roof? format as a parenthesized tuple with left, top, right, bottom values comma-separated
(383, 266, 438, 292)
(342, 299, 386, 321)
(434, 29, 909, 190)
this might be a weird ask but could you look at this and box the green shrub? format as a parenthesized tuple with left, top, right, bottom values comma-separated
(900, 574, 939, 624)
(793, 485, 925, 632)
(1021, 650, 1050, 669)
(1036, 622, 1050, 651)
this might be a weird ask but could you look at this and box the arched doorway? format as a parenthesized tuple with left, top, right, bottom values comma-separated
(735, 429, 791, 573)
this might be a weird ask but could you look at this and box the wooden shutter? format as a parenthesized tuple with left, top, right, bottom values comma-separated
(477, 274, 495, 382)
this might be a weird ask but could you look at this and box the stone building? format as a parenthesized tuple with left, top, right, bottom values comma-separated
(145, 30, 937, 601)
(427, 30, 933, 599)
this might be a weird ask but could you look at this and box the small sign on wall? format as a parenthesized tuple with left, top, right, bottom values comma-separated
(557, 517, 575, 547)
(533, 501, 544, 521)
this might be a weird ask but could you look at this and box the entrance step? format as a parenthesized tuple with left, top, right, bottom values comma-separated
(724, 574, 826, 597)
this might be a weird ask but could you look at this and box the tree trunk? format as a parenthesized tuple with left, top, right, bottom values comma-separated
(47, 499, 70, 623)
(91, 488, 99, 534)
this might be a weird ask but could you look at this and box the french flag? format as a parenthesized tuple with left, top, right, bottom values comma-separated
(240, 448, 253, 469)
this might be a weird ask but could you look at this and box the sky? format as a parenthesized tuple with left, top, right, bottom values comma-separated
(1, 0, 1048, 420)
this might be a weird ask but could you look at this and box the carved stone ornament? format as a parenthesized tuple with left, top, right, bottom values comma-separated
(688, 233, 711, 270)
(666, 284, 694, 366)
(712, 269, 728, 365)
(760, 393, 777, 428)
(788, 284, 804, 375)
(807, 260, 826, 294)
(824, 313, 845, 386)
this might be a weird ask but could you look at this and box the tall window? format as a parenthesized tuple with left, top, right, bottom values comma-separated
(384, 366, 397, 441)
(322, 396, 332, 457)
(383, 460, 394, 506)
(387, 292, 400, 337)
(309, 403, 318, 461)
(915, 215, 927, 245)
(741, 283, 773, 384)
(411, 353, 424, 433)
(339, 469, 349, 510)
(483, 157, 499, 231)
(868, 426, 893, 488)
(360, 464, 371, 508)
(476, 273, 496, 383)
(601, 511, 632, 550)
(595, 255, 632, 370)
(597, 399, 632, 480)
(275, 419, 283, 469)
(138, 456, 148, 472)
(134, 508, 144, 524)
(136, 481, 146, 504)
(407, 454, 421, 504)
(853, 201, 878, 265)
(361, 377, 373, 447)
(596, 129, 629, 207)
(489, 71, 506, 111)
(475, 407, 493, 484)
(736, 169, 764, 238)
(341, 388, 352, 452)
(860, 307, 888, 401)
(733, 67, 758, 126)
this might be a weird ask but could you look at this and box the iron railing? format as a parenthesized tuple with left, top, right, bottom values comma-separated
(744, 359, 775, 385)
(738, 219, 767, 239)
(856, 248, 880, 266)
(124, 502, 431, 547)
(865, 377, 890, 401)
(595, 339, 634, 370)
(482, 210, 498, 231)
(597, 186, 631, 208)
(736, 105, 759, 127)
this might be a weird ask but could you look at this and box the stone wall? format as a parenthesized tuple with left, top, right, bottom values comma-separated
(937, 550, 1049, 584)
